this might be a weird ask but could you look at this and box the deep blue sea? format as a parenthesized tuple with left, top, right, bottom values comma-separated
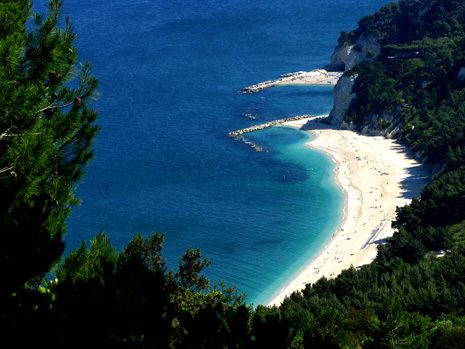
(41, 0, 392, 305)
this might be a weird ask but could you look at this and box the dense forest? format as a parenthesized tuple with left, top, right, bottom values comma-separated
(1, 0, 465, 347)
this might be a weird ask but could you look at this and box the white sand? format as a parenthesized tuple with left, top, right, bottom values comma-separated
(267, 117, 429, 306)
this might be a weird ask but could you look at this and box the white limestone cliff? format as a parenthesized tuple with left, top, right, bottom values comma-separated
(326, 32, 381, 129)
(328, 73, 357, 128)
(325, 33, 381, 72)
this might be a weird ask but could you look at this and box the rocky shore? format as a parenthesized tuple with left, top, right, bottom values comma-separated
(227, 115, 313, 137)
(241, 69, 342, 93)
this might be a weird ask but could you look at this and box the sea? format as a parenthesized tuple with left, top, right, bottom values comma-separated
(42, 0, 392, 305)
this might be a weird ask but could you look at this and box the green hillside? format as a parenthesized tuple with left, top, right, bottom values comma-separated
(273, 0, 465, 346)
(334, 0, 465, 262)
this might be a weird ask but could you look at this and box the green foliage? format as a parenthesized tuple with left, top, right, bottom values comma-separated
(175, 246, 212, 293)
(55, 231, 117, 283)
(337, 0, 465, 274)
(2, 229, 251, 347)
(343, 0, 465, 165)
(175, 302, 252, 348)
(118, 232, 168, 274)
(276, 250, 465, 347)
(0, 0, 99, 289)
(251, 305, 299, 348)
(345, 62, 401, 127)
(51, 232, 175, 347)
(429, 320, 465, 349)
(0, 194, 65, 291)
(382, 166, 465, 263)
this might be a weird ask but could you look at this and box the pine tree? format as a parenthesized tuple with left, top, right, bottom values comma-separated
(0, 0, 99, 290)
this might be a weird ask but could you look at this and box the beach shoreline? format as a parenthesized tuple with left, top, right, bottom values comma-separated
(266, 117, 430, 306)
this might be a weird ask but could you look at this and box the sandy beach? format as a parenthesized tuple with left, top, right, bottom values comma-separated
(267, 117, 430, 306)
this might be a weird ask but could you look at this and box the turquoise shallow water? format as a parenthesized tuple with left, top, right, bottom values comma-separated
(52, 0, 393, 304)
(244, 126, 344, 302)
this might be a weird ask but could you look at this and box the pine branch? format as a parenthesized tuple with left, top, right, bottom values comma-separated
(37, 62, 93, 114)
(0, 167, 13, 174)
(1, 132, 41, 138)
(36, 99, 77, 114)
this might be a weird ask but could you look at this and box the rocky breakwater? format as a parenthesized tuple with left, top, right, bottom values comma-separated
(228, 115, 312, 137)
(241, 70, 341, 93)
(228, 115, 313, 152)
